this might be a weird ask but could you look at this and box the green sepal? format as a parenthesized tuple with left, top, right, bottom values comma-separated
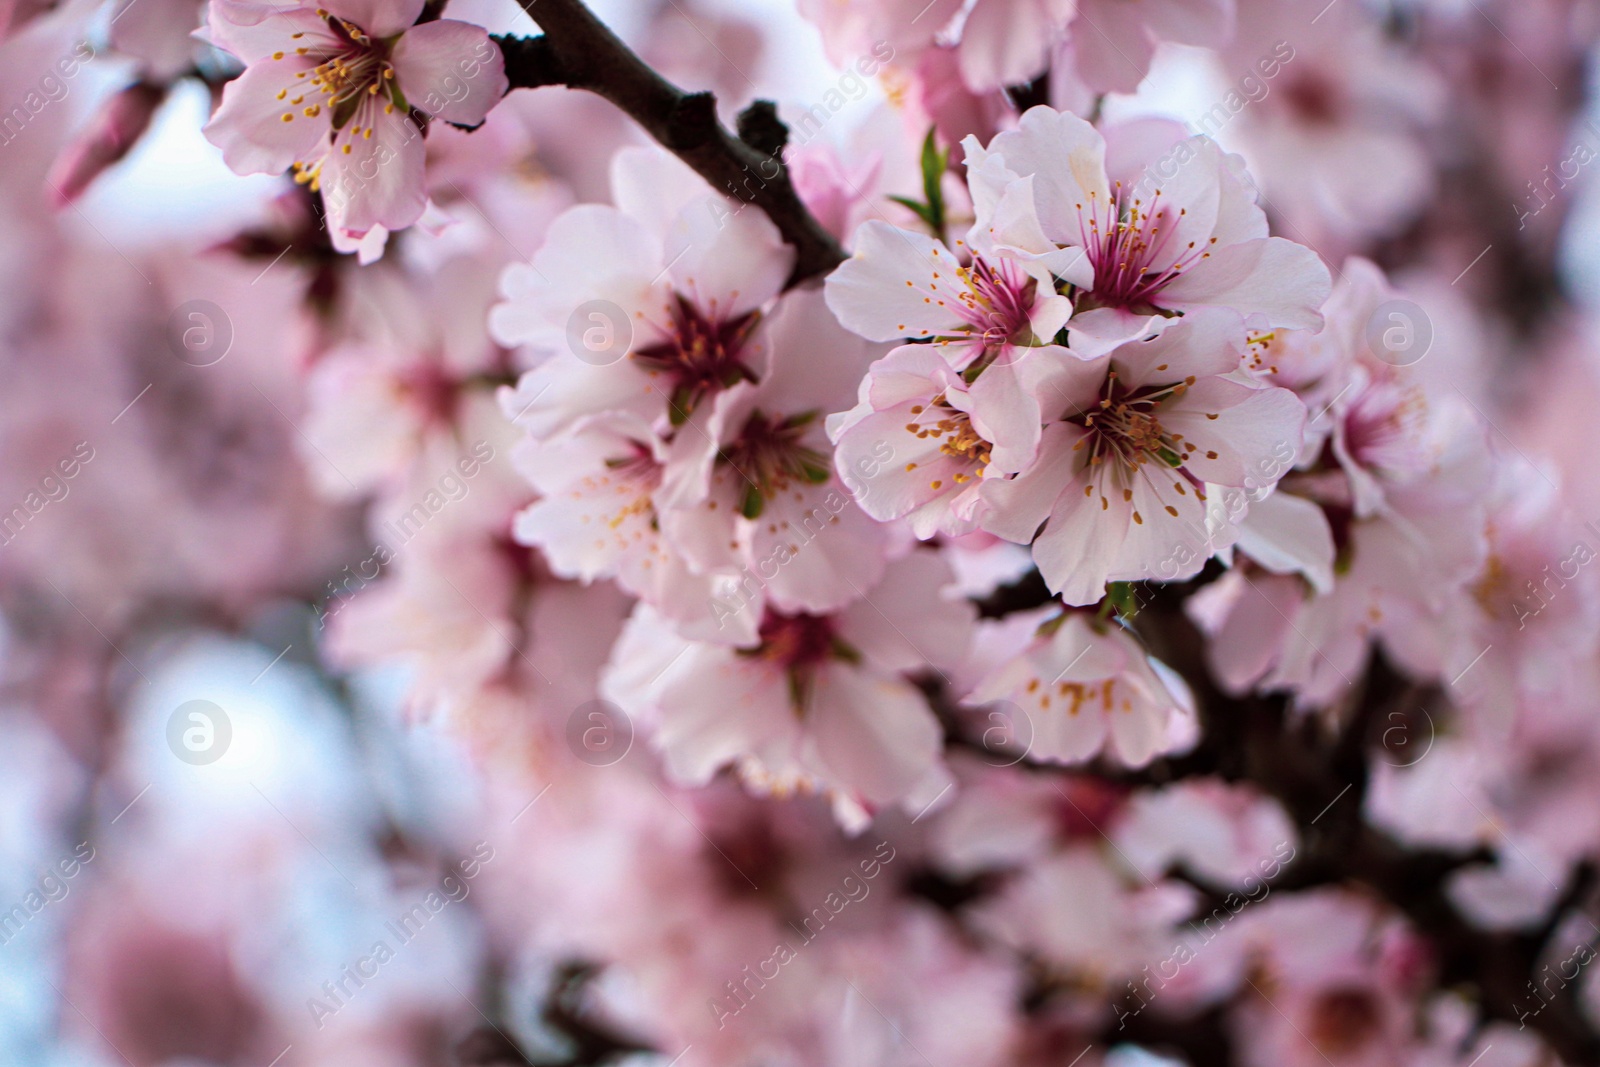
(1105, 581, 1142, 619)
(739, 482, 765, 519)
(330, 94, 362, 131)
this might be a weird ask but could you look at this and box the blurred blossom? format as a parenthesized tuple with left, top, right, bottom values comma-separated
(9, 1, 1600, 1065)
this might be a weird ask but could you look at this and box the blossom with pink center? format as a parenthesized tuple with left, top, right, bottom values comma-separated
(1254, 258, 1467, 518)
(298, 258, 512, 498)
(1188, 432, 1490, 708)
(963, 107, 1332, 355)
(966, 608, 1197, 767)
(825, 218, 1074, 372)
(822, 220, 1077, 509)
(492, 146, 794, 440)
(1187, 256, 1497, 709)
(602, 550, 972, 830)
(979, 310, 1307, 605)
(826, 337, 1088, 542)
(202, 0, 507, 242)
(828, 343, 1010, 538)
(661, 289, 893, 625)
(1217, 890, 1431, 1067)
(508, 413, 746, 644)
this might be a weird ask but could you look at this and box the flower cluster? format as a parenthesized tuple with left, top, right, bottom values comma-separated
(14, 1, 1600, 1066)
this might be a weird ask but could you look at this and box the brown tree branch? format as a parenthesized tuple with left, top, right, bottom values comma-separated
(490, 8, 1600, 1061)
(492, 0, 846, 287)
(965, 572, 1600, 1064)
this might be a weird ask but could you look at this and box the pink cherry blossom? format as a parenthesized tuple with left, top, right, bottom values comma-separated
(17, 0, 1600, 1060)
(202, 0, 506, 243)
(964, 106, 1332, 354)
(824, 218, 1074, 371)
(507, 412, 746, 643)
(492, 146, 794, 439)
(603, 550, 972, 828)
(980, 310, 1307, 604)
(828, 342, 1010, 538)
(967, 608, 1197, 767)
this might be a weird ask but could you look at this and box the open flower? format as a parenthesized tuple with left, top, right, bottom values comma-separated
(963, 106, 1331, 354)
(603, 551, 973, 830)
(662, 289, 893, 625)
(824, 219, 1074, 372)
(828, 342, 1058, 538)
(202, 0, 506, 241)
(506, 413, 742, 643)
(966, 609, 1197, 767)
(822, 219, 1076, 510)
(980, 310, 1306, 605)
(492, 146, 794, 440)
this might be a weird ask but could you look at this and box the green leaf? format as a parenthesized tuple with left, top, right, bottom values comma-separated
(919, 126, 947, 235)
(885, 127, 951, 239)
(887, 195, 936, 230)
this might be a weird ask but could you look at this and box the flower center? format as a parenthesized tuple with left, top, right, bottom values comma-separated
(1306, 988, 1382, 1057)
(280, 14, 406, 190)
(951, 254, 1036, 346)
(743, 609, 859, 713)
(633, 295, 760, 425)
(1067, 369, 1209, 523)
(586, 444, 662, 531)
(1342, 376, 1430, 476)
(1073, 371, 1198, 468)
(1073, 184, 1215, 311)
(309, 18, 393, 104)
(904, 395, 992, 485)
(721, 410, 831, 518)
(752, 610, 838, 669)
(275, 15, 397, 125)
(1025, 673, 1129, 715)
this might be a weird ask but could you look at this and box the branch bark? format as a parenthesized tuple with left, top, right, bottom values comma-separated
(492, 0, 846, 287)
(492, 8, 1600, 1062)
(969, 572, 1600, 1064)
